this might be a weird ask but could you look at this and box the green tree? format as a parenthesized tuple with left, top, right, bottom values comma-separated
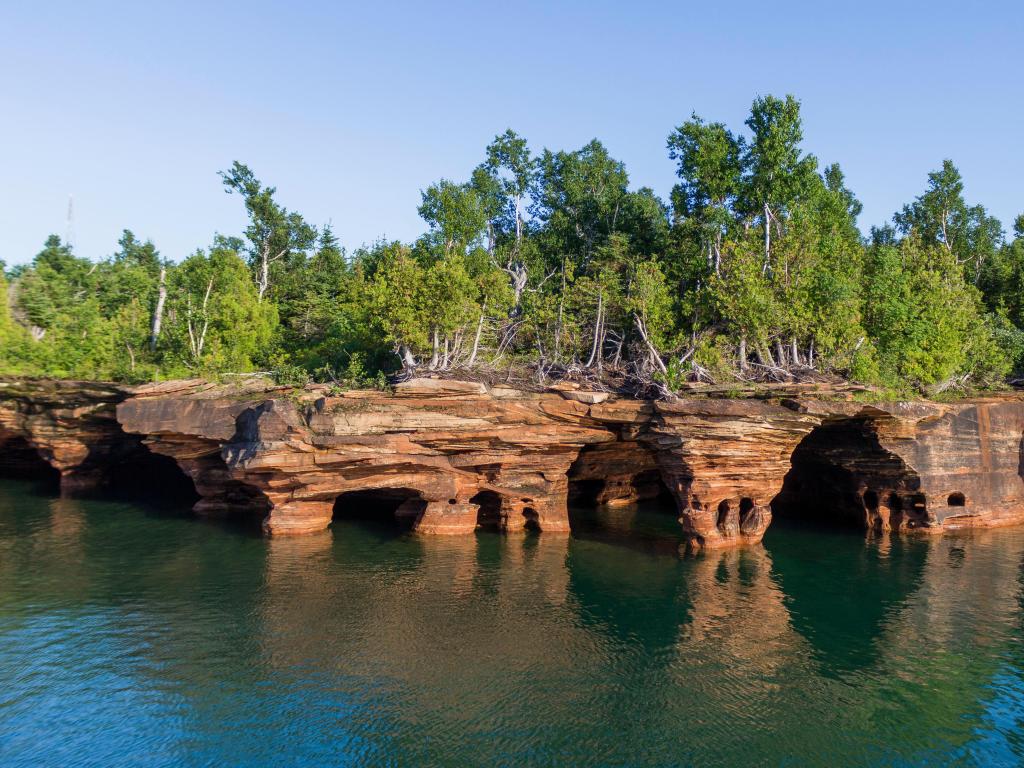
(627, 259, 675, 375)
(481, 129, 536, 246)
(368, 246, 429, 370)
(417, 180, 487, 259)
(862, 236, 1007, 389)
(533, 139, 630, 267)
(894, 160, 1003, 284)
(163, 239, 278, 372)
(220, 162, 317, 301)
(667, 114, 744, 274)
(741, 94, 818, 271)
(0, 267, 36, 375)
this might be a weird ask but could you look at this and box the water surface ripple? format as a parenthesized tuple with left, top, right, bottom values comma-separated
(1, 480, 1023, 766)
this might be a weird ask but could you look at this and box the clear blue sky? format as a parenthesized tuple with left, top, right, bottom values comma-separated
(2, 0, 1022, 265)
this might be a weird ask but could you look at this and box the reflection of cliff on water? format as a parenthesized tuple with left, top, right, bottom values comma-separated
(259, 526, 584, 766)
(8, 480, 1024, 765)
(764, 519, 931, 675)
(568, 500, 683, 557)
(565, 535, 692, 650)
(565, 501, 692, 649)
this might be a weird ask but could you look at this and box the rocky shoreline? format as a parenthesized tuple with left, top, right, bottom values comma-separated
(2, 377, 1023, 549)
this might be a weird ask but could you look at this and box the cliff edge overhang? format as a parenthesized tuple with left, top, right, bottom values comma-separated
(2, 377, 1022, 548)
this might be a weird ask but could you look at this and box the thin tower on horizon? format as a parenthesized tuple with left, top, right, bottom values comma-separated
(65, 194, 75, 250)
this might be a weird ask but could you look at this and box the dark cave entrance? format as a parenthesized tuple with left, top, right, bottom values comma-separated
(332, 488, 425, 531)
(566, 443, 680, 547)
(106, 445, 200, 507)
(470, 489, 504, 530)
(0, 435, 60, 490)
(772, 419, 929, 531)
(567, 443, 673, 511)
(522, 506, 541, 532)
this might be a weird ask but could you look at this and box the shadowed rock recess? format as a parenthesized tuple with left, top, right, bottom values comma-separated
(3, 377, 1024, 548)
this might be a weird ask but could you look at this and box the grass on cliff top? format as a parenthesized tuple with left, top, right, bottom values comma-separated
(3, 361, 1018, 406)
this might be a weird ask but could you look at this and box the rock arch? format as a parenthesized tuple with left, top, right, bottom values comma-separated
(567, 441, 671, 509)
(772, 418, 935, 532)
(470, 489, 505, 530)
(105, 442, 200, 506)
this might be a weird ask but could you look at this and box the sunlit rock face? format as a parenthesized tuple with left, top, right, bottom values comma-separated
(4, 377, 1024, 548)
(642, 399, 820, 549)
(774, 399, 1024, 534)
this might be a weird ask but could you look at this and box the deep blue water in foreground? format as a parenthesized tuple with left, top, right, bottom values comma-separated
(2, 479, 1024, 767)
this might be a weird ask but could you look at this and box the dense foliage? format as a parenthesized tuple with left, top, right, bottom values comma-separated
(3, 95, 1022, 394)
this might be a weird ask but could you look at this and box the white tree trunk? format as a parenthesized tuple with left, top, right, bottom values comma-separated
(634, 315, 667, 374)
(467, 304, 486, 366)
(150, 265, 166, 352)
(585, 292, 604, 368)
(429, 328, 439, 370)
(259, 244, 270, 300)
(399, 345, 417, 371)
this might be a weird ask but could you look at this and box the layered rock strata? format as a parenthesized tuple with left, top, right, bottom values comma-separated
(3, 377, 1024, 548)
(0, 379, 134, 491)
(774, 400, 1024, 533)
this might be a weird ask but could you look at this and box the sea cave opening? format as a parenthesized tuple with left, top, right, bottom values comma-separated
(522, 506, 541, 532)
(566, 442, 678, 547)
(107, 445, 200, 507)
(739, 497, 756, 525)
(567, 444, 673, 511)
(331, 488, 425, 531)
(772, 419, 927, 532)
(717, 499, 731, 528)
(0, 435, 60, 490)
(470, 489, 504, 530)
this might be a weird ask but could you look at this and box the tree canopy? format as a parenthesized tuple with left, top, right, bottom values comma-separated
(3, 94, 1020, 396)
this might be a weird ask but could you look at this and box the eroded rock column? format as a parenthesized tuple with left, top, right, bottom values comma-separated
(675, 496, 773, 550)
(262, 499, 334, 535)
(489, 467, 572, 534)
(647, 399, 818, 549)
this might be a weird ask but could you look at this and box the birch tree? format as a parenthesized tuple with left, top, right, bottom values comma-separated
(668, 114, 743, 275)
(741, 95, 817, 275)
(220, 162, 317, 301)
(166, 240, 277, 371)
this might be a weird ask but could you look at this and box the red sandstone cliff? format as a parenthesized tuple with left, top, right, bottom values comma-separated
(3, 377, 1024, 548)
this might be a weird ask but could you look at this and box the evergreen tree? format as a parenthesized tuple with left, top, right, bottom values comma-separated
(0, 96, 1017, 395)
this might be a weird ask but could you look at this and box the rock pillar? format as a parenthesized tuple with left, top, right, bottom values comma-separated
(262, 499, 334, 536)
(412, 499, 480, 535)
(678, 497, 772, 550)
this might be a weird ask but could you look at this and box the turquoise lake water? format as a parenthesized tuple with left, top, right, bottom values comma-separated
(2, 477, 1024, 767)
